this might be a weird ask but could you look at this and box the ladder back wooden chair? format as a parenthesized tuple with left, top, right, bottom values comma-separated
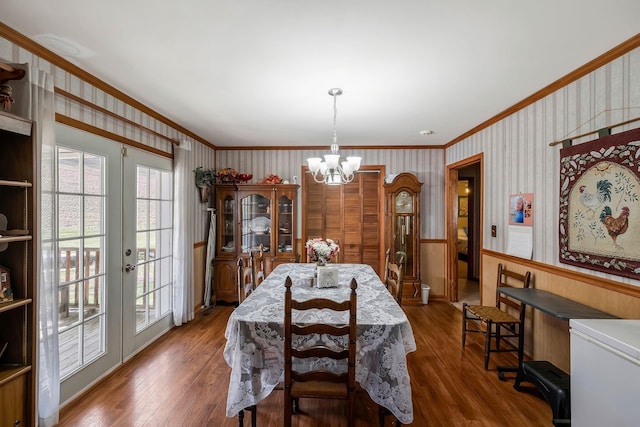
(284, 276, 357, 427)
(237, 252, 256, 304)
(253, 244, 266, 286)
(382, 248, 391, 283)
(385, 255, 405, 305)
(235, 248, 267, 426)
(462, 263, 532, 370)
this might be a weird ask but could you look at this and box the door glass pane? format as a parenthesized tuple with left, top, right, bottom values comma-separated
(59, 194, 82, 237)
(82, 273, 102, 319)
(56, 147, 108, 380)
(149, 168, 160, 198)
(84, 154, 103, 195)
(160, 285, 172, 315)
(149, 199, 159, 229)
(137, 167, 149, 198)
(59, 327, 80, 377)
(160, 229, 172, 256)
(160, 200, 172, 228)
(161, 171, 172, 199)
(85, 196, 103, 235)
(136, 264, 146, 297)
(277, 195, 293, 253)
(58, 283, 80, 327)
(136, 296, 147, 330)
(57, 148, 81, 193)
(83, 317, 104, 362)
(150, 290, 159, 321)
(134, 165, 172, 333)
(137, 199, 149, 230)
(241, 193, 270, 253)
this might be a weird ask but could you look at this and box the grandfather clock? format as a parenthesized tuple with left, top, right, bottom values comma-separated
(384, 173, 423, 297)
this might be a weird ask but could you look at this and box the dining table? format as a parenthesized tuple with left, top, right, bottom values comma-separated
(223, 263, 416, 424)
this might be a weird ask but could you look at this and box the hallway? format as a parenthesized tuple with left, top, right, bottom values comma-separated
(453, 259, 479, 311)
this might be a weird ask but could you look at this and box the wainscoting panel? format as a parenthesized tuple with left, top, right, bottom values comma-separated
(482, 253, 640, 373)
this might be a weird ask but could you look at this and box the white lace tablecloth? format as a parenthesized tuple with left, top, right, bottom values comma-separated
(224, 263, 416, 424)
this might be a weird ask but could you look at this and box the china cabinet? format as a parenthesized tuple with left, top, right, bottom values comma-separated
(213, 183, 298, 303)
(0, 110, 36, 426)
(384, 173, 422, 299)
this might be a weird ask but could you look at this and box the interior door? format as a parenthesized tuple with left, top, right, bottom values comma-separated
(121, 146, 173, 359)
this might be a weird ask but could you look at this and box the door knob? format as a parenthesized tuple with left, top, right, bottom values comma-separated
(125, 263, 136, 272)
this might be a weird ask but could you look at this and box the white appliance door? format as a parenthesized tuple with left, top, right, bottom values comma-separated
(570, 319, 640, 427)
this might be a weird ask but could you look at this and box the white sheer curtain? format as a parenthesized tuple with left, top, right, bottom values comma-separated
(31, 69, 59, 426)
(172, 140, 194, 325)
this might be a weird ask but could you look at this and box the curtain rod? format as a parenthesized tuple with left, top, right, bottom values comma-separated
(549, 116, 640, 147)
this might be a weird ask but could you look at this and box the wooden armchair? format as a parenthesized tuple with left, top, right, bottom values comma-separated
(462, 263, 532, 370)
(283, 276, 357, 427)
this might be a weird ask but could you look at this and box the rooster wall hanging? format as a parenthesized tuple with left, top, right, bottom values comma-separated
(559, 126, 640, 279)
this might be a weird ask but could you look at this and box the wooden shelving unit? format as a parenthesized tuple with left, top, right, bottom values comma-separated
(0, 109, 36, 426)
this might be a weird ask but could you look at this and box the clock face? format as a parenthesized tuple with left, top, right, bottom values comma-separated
(395, 191, 413, 213)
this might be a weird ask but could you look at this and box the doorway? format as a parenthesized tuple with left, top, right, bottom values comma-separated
(456, 176, 479, 306)
(55, 124, 173, 403)
(447, 155, 482, 304)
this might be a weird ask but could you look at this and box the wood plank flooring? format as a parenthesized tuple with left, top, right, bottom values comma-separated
(58, 301, 553, 426)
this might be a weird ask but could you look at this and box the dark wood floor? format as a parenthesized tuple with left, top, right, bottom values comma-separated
(58, 301, 553, 426)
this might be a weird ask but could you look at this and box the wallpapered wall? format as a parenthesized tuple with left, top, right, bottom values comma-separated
(3, 29, 638, 294)
(447, 47, 640, 288)
(216, 147, 446, 239)
(0, 35, 216, 245)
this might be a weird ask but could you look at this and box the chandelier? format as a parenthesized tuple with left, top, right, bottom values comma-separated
(307, 88, 362, 185)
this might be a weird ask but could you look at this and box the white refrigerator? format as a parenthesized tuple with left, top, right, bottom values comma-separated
(570, 319, 640, 427)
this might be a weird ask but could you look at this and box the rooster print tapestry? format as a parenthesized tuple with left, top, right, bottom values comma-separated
(559, 127, 640, 280)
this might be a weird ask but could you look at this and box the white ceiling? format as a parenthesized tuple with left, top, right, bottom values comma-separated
(1, 1, 639, 147)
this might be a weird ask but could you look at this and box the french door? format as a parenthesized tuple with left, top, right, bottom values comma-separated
(55, 124, 173, 402)
(121, 146, 174, 358)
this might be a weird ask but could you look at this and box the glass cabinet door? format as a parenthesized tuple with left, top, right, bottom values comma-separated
(240, 192, 271, 254)
(276, 194, 294, 254)
(393, 214, 415, 278)
(219, 193, 236, 254)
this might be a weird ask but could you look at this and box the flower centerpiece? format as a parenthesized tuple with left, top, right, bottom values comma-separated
(217, 168, 252, 183)
(305, 238, 340, 266)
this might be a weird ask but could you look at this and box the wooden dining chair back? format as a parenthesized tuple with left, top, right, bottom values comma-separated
(237, 252, 256, 304)
(462, 263, 532, 370)
(283, 276, 357, 427)
(385, 255, 405, 305)
(253, 245, 266, 286)
(382, 248, 391, 283)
